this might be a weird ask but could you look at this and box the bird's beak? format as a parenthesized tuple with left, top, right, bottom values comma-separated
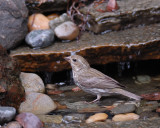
(64, 56, 71, 63)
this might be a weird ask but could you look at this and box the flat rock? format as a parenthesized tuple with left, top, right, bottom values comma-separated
(10, 23, 160, 72)
(37, 115, 62, 124)
(80, 0, 160, 33)
(44, 117, 160, 128)
(111, 104, 136, 114)
(25, 0, 67, 14)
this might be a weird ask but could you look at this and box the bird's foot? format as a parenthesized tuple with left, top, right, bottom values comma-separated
(83, 99, 100, 104)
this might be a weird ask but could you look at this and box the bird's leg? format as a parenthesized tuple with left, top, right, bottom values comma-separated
(85, 94, 101, 104)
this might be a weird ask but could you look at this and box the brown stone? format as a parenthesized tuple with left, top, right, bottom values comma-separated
(80, 0, 160, 33)
(28, 13, 50, 31)
(0, 45, 25, 110)
(10, 23, 160, 72)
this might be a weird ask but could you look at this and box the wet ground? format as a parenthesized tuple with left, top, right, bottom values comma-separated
(42, 72, 160, 128)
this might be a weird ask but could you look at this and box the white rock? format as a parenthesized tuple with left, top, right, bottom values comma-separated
(19, 92, 57, 114)
(20, 72, 45, 93)
(54, 21, 79, 40)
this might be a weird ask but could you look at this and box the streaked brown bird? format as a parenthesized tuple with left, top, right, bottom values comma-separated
(65, 55, 141, 103)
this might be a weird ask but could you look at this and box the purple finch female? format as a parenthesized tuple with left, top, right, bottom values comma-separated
(65, 55, 141, 103)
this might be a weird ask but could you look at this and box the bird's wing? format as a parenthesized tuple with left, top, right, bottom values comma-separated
(77, 68, 125, 89)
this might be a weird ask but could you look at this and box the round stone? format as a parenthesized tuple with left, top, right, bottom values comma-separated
(25, 29, 54, 49)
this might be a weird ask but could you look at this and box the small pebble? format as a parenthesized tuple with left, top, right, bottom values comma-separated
(112, 113, 139, 122)
(0, 107, 16, 124)
(28, 13, 49, 31)
(133, 75, 151, 84)
(54, 21, 79, 40)
(63, 114, 86, 123)
(25, 29, 54, 49)
(86, 113, 108, 123)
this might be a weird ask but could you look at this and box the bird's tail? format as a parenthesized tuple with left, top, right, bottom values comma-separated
(111, 88, 141, 101)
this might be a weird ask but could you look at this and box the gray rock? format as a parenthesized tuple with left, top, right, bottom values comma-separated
(25, 29, 54, 49)
(111, 104, 136, 114)
(63, 114, 86, 123)
(49, 13, 71, 31)
(66, 101, 98, 110)
(0, 0, 28, 50)
(0, 107, 16, 124)
(136, 101, 159, 114)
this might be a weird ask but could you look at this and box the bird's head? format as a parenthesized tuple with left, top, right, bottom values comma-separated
(64, 55, 90, 71)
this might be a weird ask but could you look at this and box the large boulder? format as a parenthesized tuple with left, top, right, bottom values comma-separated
(0, 0, 28, 50)
(0, 45, 25, 110)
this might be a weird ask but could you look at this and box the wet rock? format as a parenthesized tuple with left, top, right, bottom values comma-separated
(25, 0, 67, 13)
(28, 13, 50, 31)
(54, 21, 79, 41)
(63, 114, 86, 123)
(78, 106, 109, 113)
(37, 115, 62, 124)
(19, 92, 57, 114)
(136, 101, 159, 114)
(80, 0, 160, 33)
(86, 113, 108, 123)
(141, 92, 160, 101)
(20, 72, 45, 93)
(111, 103, 136, 114)
(44, 117, 160, 128)
(25, 29, 54, 49)
(112, 113, 139, 122)
(133, 75, 151, 85)
(49, 13, 71, 31)
(0, 107, 16, 124)
(5, 121, 22, 128)
(139, 111, 159, 120)
(47, 13, 59, 20)
(66, 101, 98, 111)
(16, 112, 43, 128)
(0, 0, 28, 50)
(10, 23, 160, 72)
(0, 45, 25, 110)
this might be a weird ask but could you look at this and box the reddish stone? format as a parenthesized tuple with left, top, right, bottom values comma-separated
(72, 87, 81, 92)
(107, 0, 119, 12)
(0, 45, 25, 110)
(141, 92, 160, 101)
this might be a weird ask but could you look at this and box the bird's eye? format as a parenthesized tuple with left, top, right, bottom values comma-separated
(72, 59, 77, 62)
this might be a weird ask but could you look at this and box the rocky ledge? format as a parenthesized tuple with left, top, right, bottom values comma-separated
(25, 0, 67, 14)
(10, 23, 160, 72)
(80, 0, 160, 33)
